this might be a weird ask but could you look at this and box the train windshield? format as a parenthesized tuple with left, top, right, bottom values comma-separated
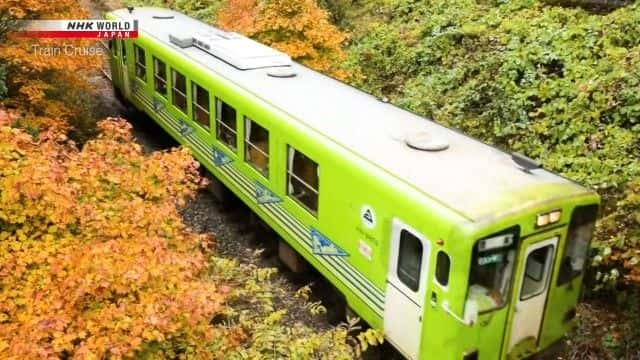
(467, 232, 517, 313)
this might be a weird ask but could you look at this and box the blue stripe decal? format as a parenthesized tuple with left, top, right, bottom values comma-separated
(311, 227, 349, 257)
(221, 166, 385, 311)
(132, 88, 386, 316)
(219, 160, 385, 306)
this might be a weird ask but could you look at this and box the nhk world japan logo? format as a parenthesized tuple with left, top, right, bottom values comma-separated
(15, 20, 138, 39)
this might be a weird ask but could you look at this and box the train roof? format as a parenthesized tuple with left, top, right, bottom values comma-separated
(110, 7, 589, 221)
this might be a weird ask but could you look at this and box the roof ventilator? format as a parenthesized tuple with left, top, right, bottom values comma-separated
(169, 30, 292, 70)
(267, 67, 297, 78)
(405, 132, 449, 151)
(511, 153, 540, 174)
(152, 12, 175, 19)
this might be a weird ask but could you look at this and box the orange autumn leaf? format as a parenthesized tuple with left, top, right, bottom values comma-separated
(217, 0, 351, 80)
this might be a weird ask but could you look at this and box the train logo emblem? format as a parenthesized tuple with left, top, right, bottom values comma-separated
(152, 98, 165, 112)
(254, 181, 281, 204)
(211, 146, 232, 166)
(311, 228, 348, 257)
(178, 119, 194, 136)
(360, 205, 376, 229)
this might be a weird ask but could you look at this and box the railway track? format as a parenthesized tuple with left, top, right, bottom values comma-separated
(97, 40, 112, 81)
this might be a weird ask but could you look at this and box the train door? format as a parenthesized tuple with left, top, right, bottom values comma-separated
(119, 39, 131, 98)
(384, 219, 430, 360)
(507, 236, 558, 352)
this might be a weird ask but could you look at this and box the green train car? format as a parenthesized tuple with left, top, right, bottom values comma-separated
(106, 7, 600, 359)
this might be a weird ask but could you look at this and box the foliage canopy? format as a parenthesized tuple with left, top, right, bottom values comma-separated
(343, 0, 640, 288)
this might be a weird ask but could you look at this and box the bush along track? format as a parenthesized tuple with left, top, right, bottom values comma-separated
(0, 113, 382, 358)
(0, 1, 382, 358)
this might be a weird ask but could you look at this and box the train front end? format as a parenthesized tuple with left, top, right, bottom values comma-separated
(426, 192, 599, 360)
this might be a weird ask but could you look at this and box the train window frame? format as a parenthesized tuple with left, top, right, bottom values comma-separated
(108, 40, 117, 57)
(134, 44, 147, 82)
(216, 98, 237, 151)
(520, 244, 555, 301)
(153, 57, 167, 97)
(287, 146, 319, 216)
(435, 250, 451, 289)
(191, 82, 210, 129)
(466, 227, 519, 314)
(397, 229, 423, 292)
(120, 39, 127, 64)
(244, 117, 269, 177)
(557, 204, 598, 286)
(171, 69, 188, 114)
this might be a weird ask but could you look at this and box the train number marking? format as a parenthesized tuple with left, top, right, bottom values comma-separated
(359, 240, 372, 261)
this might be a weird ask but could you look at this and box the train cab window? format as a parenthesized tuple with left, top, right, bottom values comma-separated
(153, 57, 167, 96)
(397, 230, 423, 292)
(216, 99, 237, 150)
(191, 82, 210, 129)
(435, 251, 451, 287)
(134, 44, 146, 81)
(467, 231, 517, 312)
(245, 118, 269, 176)
(287, 147, 319, 215)
(557, 204, 598, 285)
(171, 70, 187, 113)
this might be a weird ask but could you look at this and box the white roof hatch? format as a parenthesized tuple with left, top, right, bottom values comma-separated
(169, 30, 292, 70)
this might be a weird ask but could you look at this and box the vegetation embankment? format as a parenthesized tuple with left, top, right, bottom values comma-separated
(0, 0, 380, 358)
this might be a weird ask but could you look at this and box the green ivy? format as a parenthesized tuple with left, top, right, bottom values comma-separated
(345, 0, 640, 288)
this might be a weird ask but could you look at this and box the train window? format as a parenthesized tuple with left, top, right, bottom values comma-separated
(108, 40, 116, 56)
(120, 40, 127, 63)
(153, 57, 167, 96)
(216, 99, 237, 150)
(435, 251, 451, 287)
(287, 147, 319, 215)
(557, 204, 598, 285)
(171, 70, 187, 113)
(245, 118, 269, 176)
(191, 82, 210, 129)
(134, 44, 146, 81)
(397, 230, 423, 292)
(467, 231, 517, 312)
(521, 244, 554, 300)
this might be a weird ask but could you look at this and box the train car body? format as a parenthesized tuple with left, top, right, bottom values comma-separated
(106, 8, 600, 359)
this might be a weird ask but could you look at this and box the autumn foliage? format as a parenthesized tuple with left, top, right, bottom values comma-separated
(0, 0, 382, 356)
(0, 113, 233, 357)
(217, 0, 350, 79)
(0, 0, 101, 138)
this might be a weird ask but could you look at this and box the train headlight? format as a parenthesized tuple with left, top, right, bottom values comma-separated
(536, 213, 550, 227)
(549, 210, 562, 223)
(536, 210, 562, 227)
